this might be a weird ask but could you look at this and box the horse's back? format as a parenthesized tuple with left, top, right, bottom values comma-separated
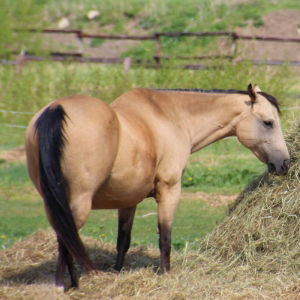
(26, 95, 119, 198)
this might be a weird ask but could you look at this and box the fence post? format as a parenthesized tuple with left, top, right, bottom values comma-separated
(154, 33, 162, 67)
(230, 32, 238, 58)
(16, 48, 26, 74)
(76, 31, 84, 55)
(123, 57, 132, 73)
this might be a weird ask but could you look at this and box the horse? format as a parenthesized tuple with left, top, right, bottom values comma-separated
(25, 83, 290, 290)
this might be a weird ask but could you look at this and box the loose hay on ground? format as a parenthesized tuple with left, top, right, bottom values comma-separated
(1, 230, 299, 299)
(1, 124, 300, 299)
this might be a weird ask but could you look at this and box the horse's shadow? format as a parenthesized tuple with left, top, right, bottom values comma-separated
(0, 246, 159, 287)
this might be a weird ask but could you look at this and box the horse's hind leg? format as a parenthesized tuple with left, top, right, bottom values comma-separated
(115, 206, 136, 271)
(54, 192, 93, 289)
(56, 237, 78, 289)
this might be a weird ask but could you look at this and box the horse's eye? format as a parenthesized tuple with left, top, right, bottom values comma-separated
(263, 120, 273, 128)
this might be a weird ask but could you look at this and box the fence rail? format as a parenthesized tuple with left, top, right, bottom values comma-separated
(29, 28, 300, 42)
(5, 29, 300, 71)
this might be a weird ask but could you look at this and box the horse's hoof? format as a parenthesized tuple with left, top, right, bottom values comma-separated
(55, 285, 65, 293)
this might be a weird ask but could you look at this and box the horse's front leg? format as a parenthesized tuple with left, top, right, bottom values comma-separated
(115, 206, 137, 271)
(155, 181, 181, 273)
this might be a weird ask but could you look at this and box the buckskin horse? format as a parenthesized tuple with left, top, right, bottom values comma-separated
(25, 84, 290, 289)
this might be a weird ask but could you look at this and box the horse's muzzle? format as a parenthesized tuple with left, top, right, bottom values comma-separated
(268, 159, 290, 176)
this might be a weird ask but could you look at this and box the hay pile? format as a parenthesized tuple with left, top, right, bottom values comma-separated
(204, 122, 300, 274)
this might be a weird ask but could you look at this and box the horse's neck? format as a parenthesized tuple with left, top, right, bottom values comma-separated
(161, 92, 245, 153)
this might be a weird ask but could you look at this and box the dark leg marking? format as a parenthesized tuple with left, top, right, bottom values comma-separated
(115, 206, 136, 271)
(158, 223, 171, 273)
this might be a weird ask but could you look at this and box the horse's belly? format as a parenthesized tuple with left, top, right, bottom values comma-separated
(91, 113, 158, 209)
(91, 165, 155, 209)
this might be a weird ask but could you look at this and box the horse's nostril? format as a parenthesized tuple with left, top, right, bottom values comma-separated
(268, 162, 276, 174)
(268, 159, 290, 175)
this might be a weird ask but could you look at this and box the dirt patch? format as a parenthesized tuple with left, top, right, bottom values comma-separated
(236, 10, 300, 61)
(44, 18, 147, 58)
(181, 191, 237, 207)
(0, 146, 26, 163)
(82, 19, 148, 58)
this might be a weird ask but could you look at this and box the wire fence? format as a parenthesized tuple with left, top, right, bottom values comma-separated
(0, 109, 34, 115)
(0, 109, 34, 129)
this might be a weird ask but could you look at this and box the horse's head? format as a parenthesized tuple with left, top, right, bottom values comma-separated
(235, 84, 290, 176)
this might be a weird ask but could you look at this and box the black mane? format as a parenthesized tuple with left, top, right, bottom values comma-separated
(155, 88, 280, 112)
(258, 91, 280, 112)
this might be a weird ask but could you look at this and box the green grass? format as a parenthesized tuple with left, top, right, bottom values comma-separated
(0, 163, 29, 187)
(0, 0, 44, 58)
(0, 163, 48, 248)
(0, 202, 48, 249)
(183, 139, 265, 194)
(82, 197, 225, 250)
(0, 127, 27, 151)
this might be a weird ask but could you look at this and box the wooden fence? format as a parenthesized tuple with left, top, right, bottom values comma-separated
(4, 29, 300, 71)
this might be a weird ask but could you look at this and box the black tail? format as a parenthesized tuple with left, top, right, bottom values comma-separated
(36, 105, 94, 271)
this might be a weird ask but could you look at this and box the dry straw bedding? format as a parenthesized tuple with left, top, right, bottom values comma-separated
(1, 124, 300, 299)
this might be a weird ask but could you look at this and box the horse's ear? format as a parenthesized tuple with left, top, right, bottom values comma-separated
(247, 83, 257, 104)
